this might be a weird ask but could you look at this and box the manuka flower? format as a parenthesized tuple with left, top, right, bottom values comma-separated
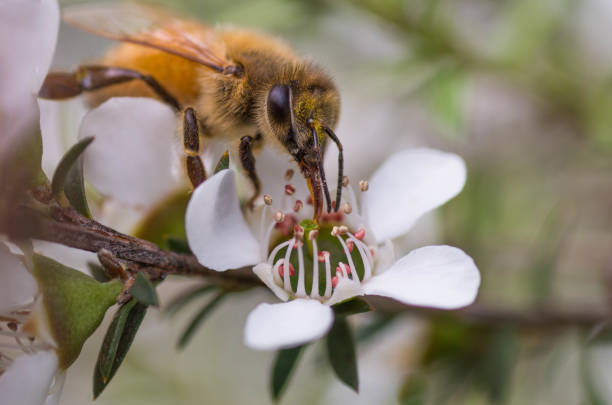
(186, 147, 480, 350)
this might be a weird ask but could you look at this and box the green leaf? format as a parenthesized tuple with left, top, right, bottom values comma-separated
(130, 272, 159, 307)
(271, 345, 304, 401)
(332, 298, 371, 317)
(31, 254, 122, 369)
(63, 150, 92, 218)
(164, 285, 216, 316)
(51, 136, 94, 198)
(87, 262, 110, 282)
(326, 317, 359, 392)
(93, 301, 147, 399)
(177, 292, 226, 349)
(214, 150, 230, 174)
(164, 235, 192, 254)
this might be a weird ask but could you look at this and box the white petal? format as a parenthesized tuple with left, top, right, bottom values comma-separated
(186, 170, 260, 271)
(0, 243, 37, 313)
(39, 98, 87, 179)
(79, 97, 185, 207)
(244, 299, 334, 350)
(252, 263, 290, 301)
(363, 245, 480, 309)
(0, 351, 58, 405)
(362, 148, 466, 243)
(325, 278, 363, 306)
(0, 0, 59, 144)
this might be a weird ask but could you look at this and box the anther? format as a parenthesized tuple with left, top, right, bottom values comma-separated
(342, 176, 349, 187)
(347, 240, 355, 253)
(331, 226, 340, 237)
(332, 276, 339, 288)
(354, 228, 366, 240)
(359, 180, 369, 192)
(263, 194, 273, 205)
(308, 229, 319, 240)
(274, 210, 285, 223)
(293, 200, 303, 212)
(285, 169, 294, 181)
(306, 195, 313, 205)
(285, 184, 296, 195)
(278, 263, 295, 278)
(317, 250, 329, 262)
(338, 225, 349, 235)
(342, 202, 352, 214)
(293, 224, 304, 240)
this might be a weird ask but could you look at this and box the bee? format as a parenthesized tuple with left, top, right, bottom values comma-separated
(39, 2, 344, 220)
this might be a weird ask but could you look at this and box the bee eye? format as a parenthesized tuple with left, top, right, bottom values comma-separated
(267, 84, 291, 123)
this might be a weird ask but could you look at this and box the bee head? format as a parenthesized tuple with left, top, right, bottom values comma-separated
(263, 67, 340, 220)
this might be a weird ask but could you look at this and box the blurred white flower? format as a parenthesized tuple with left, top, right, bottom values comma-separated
(186, 148, 480, 350)
(0, 0, 59, 153)
(0, 244, 64, 405)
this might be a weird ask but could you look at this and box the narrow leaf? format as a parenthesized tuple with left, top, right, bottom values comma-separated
(177, 293, 226, 349)
(332, 298, 371, 317)
(130, 272, 159, 307)
(327, 317, 359, 392)
(64, 153, 91, 218)
(94, 301, 147, 398)
(271, 345, 304, 401)
(164, 285, 216, 316)
(97, 300, 137, 381)
(214, 150, 229, 174)
(164, 235, 192, 254)
(51, 136, 94, 196)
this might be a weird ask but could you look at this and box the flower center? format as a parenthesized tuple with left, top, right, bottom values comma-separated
(257, 177, 375, 302)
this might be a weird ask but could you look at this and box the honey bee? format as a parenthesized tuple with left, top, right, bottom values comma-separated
(39, 2, 344, 220)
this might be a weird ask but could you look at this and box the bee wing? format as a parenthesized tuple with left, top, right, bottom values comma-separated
(63, 2, 232, 73)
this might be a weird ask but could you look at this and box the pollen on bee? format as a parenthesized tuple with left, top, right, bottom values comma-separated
(285, 169, 294, 181)
(359, 180, 369, 192)
(263, 194, 273, 205)
(285, 184, 296, 195)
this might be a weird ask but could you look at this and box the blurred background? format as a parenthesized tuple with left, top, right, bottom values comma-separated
(48, 0, 612, 403)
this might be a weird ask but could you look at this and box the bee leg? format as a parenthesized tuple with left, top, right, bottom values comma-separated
(239, 135, 261, 210)
(39, 65, 182, 111)
(183, 108, 206, 188)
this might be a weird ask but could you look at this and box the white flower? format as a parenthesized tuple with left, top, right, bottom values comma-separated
(0, 244, 64, 405)
(186, 147, 480, 350)
(0, 0, 59, 153)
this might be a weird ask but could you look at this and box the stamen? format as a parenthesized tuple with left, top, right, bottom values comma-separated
(285, 169, 294, 181)
(293, 224, 304, 240)
(336, 236, 358, 281)
(263, 194, 273, 205)
(317, 250, 329, 263)
(293, 200, 303, 212)
(267, 240, 292, 265)
(306, 195, 313, 205)
(310, 238, 320, 298)
(347, 240, 355, 253)
(342, 176, 349, 187)
(277, 262, 295, 278)
(359, 180, 369, 192)
(283, 238, 296, 291)
(296, 243, 306, 297)
(308, 229, 319, 241)
(323, 252, 332, 298)
(332, 276, 339, 288)
(347, 233, 373, 280)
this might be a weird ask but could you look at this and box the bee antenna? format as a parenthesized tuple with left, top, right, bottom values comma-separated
(322, 126, 343, 212)
(310, 124, 332, 213)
